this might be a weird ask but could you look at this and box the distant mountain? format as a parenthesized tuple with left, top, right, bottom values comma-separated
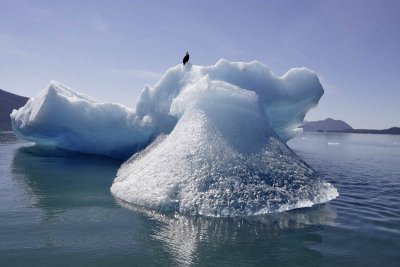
(301, 118, 353, 132)
(0, 89, 29, 130)
(301, 118, 400, 135)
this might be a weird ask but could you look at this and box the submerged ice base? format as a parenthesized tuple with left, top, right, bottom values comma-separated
(11, 59, 338, 216)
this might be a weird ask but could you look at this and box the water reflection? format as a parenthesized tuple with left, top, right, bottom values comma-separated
(11, 143, 337, 266)
(12, 145, 122, 220)
(117, 199, 336, 266)
(0, 130, 23, 144)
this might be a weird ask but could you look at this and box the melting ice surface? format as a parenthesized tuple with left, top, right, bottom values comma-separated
(11, 59, 338, 216)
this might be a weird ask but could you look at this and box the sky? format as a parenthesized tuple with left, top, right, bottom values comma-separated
(0, 0, 399, 129)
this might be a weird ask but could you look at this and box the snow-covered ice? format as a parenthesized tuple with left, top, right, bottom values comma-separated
(11, 59, 338, 216)
(11, 81, 153, 158)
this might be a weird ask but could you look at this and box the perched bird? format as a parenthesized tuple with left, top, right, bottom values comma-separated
(183, 52, 189, 65)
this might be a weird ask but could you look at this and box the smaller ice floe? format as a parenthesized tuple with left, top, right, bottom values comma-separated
(328, 142, 340, 146)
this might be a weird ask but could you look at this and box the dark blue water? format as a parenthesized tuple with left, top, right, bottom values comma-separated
(1, 131, 399, 266)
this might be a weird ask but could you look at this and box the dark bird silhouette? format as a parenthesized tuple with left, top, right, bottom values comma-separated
(183, 52, 189, 65)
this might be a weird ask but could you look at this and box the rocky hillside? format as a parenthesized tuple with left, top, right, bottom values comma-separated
(0, 89, 29, 130)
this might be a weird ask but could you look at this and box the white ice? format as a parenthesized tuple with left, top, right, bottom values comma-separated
(11, 81, 153, 158)
(11, 59, 338, 216)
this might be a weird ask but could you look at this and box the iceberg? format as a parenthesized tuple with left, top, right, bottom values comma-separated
(11, 59, 338, 216)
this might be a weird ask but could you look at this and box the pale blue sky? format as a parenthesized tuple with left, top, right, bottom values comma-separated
(1, 0, 399, 128)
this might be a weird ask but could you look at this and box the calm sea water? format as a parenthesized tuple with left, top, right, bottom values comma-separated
(0, 131, 399, 266)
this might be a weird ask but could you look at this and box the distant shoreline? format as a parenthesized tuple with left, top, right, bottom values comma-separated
(307, 127, 400, 135)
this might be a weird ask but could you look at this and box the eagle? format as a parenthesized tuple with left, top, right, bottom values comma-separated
(182, 52, 189, 65)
